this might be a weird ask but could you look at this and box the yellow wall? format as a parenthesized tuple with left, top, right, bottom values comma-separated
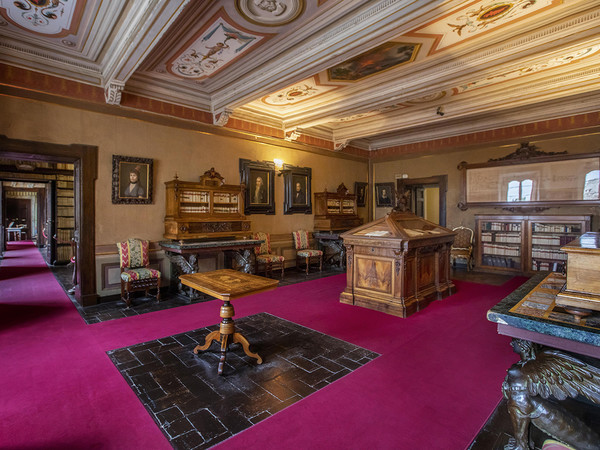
(0, 96, 369, 245)
(373, 134, 600, 229)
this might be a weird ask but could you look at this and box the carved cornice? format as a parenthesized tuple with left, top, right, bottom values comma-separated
(488, 142, 567, 162)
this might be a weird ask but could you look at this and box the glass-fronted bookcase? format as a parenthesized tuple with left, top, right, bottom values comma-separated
(475, 215, 590, 273)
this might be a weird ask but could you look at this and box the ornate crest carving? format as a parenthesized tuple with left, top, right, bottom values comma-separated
(488, 142, 567, 162)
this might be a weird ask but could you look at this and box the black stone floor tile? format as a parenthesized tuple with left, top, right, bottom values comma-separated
(48, 261, 345, 324)
(107, 312, 379, 449)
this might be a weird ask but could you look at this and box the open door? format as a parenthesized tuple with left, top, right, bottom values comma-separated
(397, 175, 447, 227)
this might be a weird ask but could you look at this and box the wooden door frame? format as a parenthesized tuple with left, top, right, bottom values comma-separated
(396, 175, 448, 227)
(0, 135, 98, 306)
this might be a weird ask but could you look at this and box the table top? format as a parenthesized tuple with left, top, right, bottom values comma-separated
(487, 273, 600, 348)
(159, 238, 262, 253)
(179, 269, 278, 300)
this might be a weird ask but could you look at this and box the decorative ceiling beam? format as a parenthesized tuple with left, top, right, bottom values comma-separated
(101, 0, 190, 105)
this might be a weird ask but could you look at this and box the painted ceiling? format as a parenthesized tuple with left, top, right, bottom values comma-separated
(0, 0, 599, 153)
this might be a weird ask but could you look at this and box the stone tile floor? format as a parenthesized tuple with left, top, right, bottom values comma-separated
(50, 264, 345, 324)
(107, 312, 379, 449)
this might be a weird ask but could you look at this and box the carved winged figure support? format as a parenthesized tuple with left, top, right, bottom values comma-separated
(502, 339, 600, 450)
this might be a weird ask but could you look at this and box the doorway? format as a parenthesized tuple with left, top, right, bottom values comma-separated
(396, 175, 447, 226)
(0, 135, 98, 306)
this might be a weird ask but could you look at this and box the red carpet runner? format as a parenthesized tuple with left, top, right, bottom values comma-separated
(0, 241, 524, 449)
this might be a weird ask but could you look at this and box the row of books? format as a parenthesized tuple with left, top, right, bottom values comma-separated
(531, 248, 567, 261)
(213, 206, 238, 213)
(57, 206, 74, 217)
(482, 255, 520, 268)
(481, 232, 521, 243)
(214, 193, 238, 203)
(481, 222, 521, 231)
(57, 217, 74, 228)
(532, 223, 581, 233)
(181, 206, 210, 213)
(55, 245, 72, 262)
(531, 234, 574, 246)
(181, 191, 209, 203)
(55, 228, 73, 242)
(482, 243, 520, 256)
(57, 196, 74, 206)
(532, 260, 565, 272)
(327, 200, 341, 207)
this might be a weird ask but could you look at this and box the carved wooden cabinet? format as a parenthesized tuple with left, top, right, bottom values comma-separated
(164, 168, 251, 241)
(314, 183, 363, 232)
(339, 211, 455, 318)
(475, 214, 591, 274)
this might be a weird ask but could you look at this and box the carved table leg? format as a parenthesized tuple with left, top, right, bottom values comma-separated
(232, 332, 262, 364)
(193, 297, 262, 375)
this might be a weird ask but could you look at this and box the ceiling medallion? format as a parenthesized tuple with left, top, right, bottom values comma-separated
(236, 0, 305, 27)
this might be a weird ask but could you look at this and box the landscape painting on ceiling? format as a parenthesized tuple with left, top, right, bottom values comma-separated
(328, 41, 420, 81)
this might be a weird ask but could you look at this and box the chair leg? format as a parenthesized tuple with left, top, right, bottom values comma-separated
(319, 255, 322, 272)
(281, 261, 284, 279)
(305, 256, 309, 275)
(156, 279, 161, 302)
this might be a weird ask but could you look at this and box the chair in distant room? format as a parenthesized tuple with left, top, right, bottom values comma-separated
(292, 229, 323, 275)
(450, 226, 474, 271)
(253, 231, 285, 279)
(116, 238, 161, 307)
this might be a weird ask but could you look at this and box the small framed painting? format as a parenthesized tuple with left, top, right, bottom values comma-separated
(375, 182, 395, 207)
(283, 165, 312, 214)
(239, 159, 275, 214)
(112, 155, 153, 204)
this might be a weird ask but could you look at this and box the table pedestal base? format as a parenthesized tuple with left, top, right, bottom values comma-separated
(193, 299, 262, 375)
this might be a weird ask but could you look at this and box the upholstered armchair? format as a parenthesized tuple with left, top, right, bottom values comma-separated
(253, 231, 285, 279)
(450, 226, 474, 271)
(116, 238, 161, 307)
(292, 230, 323, 275)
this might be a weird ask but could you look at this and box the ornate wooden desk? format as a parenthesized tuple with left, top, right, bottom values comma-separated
(160, 238, 263, 298)
(487, 273, 600, 449)
(179, 269, 278, 375)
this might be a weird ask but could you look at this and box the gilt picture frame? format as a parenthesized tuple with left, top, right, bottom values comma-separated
(239, 159, 275, 215)
(112, 155, 153, 204)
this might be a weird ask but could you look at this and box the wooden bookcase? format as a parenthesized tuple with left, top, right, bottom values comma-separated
(54, 175, 75, 264)
(314, 183, 363, 232)
(475, 215, 591, 273)
(164, 168, 251, 241)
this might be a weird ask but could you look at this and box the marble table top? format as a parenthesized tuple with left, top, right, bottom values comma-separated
(159, 238, 262, 250)
(487, 273, 600, 348)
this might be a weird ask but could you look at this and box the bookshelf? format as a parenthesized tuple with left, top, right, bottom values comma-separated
(54, 175, 75, 264)
(314, 183, 363, 232)
(164, 168, 251, 241)
(475, 215, 591, 273)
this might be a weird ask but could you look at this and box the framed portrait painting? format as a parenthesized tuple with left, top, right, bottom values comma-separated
(283, 164, 312, 214)
(112, 155, 153, 204)
(355, 181, 367, 207)
(375, 182, 395, 207)
(239, 159, 275, 214)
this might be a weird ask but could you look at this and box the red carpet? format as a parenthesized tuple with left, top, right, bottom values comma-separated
(0, 241, 525, 449)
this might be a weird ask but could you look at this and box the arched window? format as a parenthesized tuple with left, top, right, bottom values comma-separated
(507, 179, 533, 202)
(583, 170, 599, 200)
(507, 180, 520, 202)
(521, 179, 533, 201)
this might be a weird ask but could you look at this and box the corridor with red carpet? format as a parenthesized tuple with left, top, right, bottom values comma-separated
(1, 241, 525, 449)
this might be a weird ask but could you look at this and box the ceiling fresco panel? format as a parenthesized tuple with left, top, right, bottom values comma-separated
(0, 0, 86, 37)
(407, 0, 563, 55)
(166, 8, 274, 81)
